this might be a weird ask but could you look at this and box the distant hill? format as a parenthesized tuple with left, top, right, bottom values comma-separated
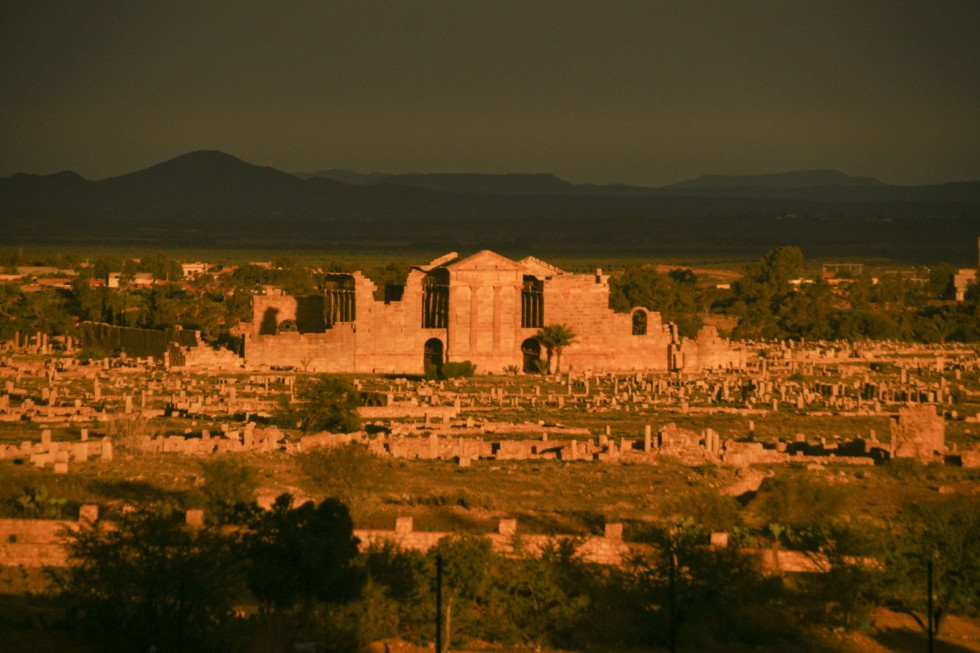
(3, 150, 980, 262)
(666, 169, 883, 190)
(298, 166, 980, 203)
(297, 169, 580, 195)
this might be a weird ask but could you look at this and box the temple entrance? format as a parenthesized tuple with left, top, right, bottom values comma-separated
(423, 338, 444, 376)
(521, 338, 542, 373)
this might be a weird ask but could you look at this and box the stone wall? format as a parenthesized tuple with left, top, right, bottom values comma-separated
(0, 510, 628, 568)
(355, 517, 631, 565)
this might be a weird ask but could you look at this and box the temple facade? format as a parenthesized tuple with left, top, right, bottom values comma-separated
(244, 250, 743, 374)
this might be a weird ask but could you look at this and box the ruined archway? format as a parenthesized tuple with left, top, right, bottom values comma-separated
(423, 338, 444, 376)
(259, 307, 280, 335)
(521, 337, 542, 373)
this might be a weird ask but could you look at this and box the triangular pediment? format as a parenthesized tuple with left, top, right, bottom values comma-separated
(444, 250, 524, 271)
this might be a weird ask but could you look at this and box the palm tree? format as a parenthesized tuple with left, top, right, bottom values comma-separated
(535, 324, 576, 373)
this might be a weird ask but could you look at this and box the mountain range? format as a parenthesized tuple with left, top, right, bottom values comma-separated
(2, 150, 979, 262)
(296, 165, 980, 203)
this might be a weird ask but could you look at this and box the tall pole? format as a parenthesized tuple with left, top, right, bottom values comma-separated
(436, 553, 443, 653)
(927, 558, 934, 653)
(669, 549, 677, 653)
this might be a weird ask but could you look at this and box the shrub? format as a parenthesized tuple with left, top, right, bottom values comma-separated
(441, 361, 476, 378)
(50, 508, 242, 652)
(200, 458, 260, 524)
(299, 443, 387, 517)
(245, 494, 362, 611)
(427, 361, 477, 380)
(274, 375, 361, 433)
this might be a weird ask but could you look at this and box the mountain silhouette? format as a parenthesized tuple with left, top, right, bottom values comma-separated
(666, 169, 883, 190)
(2, 151, 979, 262)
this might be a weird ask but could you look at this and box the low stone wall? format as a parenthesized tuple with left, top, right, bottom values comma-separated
(0, 513, 90, 567)
(355, 518, 630, 565)
(0, 510, 629, 568)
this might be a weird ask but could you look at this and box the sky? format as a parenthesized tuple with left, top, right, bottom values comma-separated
(2, 1, 979, 186)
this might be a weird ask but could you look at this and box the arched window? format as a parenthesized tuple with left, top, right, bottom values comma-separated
(632, 310, 647, 336)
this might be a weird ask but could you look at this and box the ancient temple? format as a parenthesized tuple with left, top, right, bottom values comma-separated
(245, 250, 743, 374)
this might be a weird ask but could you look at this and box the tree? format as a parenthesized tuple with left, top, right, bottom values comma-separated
(493, 538, 591, 648)
(633, 522, 786, 648)
(928, 263, 956, 299)
(363, 541, 434, 639)
(729, 246, 805, 339)
(245, 494, 362, 612)
(883, 496, 980, 634)
(777, 279, 835, 339)
(608, 266, 706, 337)
(275, 375, 361, 433)
(50, 508, 242, 652)
(535, 324, 577, 374)
(200, 458, 260, 524)
(435, 534, 494, 652)
(299, 442, 387, 517)
(753, 474, 846, 532)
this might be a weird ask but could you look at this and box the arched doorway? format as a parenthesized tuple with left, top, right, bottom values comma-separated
(521, 338, 542, 373)
(632, 309, 647, 336)
(423, 338, 444, 376)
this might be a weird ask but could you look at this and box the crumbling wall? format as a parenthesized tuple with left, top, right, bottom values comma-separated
(244, 251, 743, 375)
(890, 405, 945, 458)
(79, 321, 170, 358)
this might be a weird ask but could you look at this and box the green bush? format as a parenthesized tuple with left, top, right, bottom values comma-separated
(442, 361, 476, 378)
(426, 360, 477, 380)
(274, 375, 361, 433)
(50, 508, 243, 652)
(200, 458, 260, 524)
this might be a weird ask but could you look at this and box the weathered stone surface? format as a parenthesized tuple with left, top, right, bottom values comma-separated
(890, 406, 945, 458)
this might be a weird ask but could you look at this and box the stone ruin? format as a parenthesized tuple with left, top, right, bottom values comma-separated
(890, 405, 945, 459)
(245, 250, 744, 374)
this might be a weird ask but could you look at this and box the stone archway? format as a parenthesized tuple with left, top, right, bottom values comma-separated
(423, 338, 444, 375)
(632, 309, 647, 336)
(521, 337, 542, 373)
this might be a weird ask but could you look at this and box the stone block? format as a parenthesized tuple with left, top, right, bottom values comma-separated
(185, 509, 205, 529)
(395, 517, 414, 535)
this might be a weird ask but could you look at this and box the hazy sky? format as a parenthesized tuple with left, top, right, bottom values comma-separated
(2, 1, 979, 185)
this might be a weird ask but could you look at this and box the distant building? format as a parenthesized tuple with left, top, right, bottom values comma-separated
(950, 236, 980, 301)
(107, 272, 156, 288)
(181, 262, 212, 277)
(245, 250, 743, 374)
